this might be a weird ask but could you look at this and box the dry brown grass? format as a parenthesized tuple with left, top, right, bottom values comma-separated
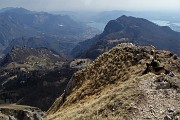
(45, 43, 180, 120)
(46, 77, 144, 120)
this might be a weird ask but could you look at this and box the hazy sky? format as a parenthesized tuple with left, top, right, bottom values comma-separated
(0, 0, 180, 12)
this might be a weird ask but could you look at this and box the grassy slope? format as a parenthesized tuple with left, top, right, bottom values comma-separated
(45, 43, 180, 120)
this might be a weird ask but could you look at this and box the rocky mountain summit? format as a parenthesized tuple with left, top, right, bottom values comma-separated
(72, 15, 180, 59)
(46, 43, 180, 120)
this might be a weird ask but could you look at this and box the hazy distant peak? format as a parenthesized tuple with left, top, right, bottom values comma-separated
(118, 15, 128, 18)
(116, 15, 143, 22)
(0, 7, 32, 14)
(0, 7, 14, 12)
(72, 16, 180, 59)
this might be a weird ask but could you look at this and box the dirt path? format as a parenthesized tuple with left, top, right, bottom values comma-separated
(134, 74, 180, 120)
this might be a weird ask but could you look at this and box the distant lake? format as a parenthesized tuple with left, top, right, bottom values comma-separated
(151, 20, 170, 26)
(173, 23, 180, 26)
(152, 20, 180, 27)
(87, 22, 106, 31)
(151, 20, 180, 32)
(88, 20, 180, 32)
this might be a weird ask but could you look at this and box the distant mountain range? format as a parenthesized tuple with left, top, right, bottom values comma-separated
(0, 9, 180, 119)
(3, 35, 76, 56)
(71, 15, 180, 59)
(53, 10, 180, 32)
(0, 7, 100, 56)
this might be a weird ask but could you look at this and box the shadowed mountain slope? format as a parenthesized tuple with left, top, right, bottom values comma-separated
(71, 15, 180, 59)
(0, 46, 76, 111)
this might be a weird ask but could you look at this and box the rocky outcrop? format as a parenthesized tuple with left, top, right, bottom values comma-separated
(0, 104, 44, 120)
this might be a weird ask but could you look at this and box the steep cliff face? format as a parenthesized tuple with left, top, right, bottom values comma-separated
(46, 43, 180, 120)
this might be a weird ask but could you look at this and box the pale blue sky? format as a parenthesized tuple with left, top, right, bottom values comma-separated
(0, 0, 180, 11)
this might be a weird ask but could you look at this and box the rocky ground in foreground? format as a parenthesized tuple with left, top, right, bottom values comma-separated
(0, 104, 44, 120)
(45, 43, 180, 120)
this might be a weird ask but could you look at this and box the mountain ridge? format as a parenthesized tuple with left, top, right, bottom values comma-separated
(46, 43, 180, 120)
(0, 7, 100, 56)
(71, 15, 180, 59)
